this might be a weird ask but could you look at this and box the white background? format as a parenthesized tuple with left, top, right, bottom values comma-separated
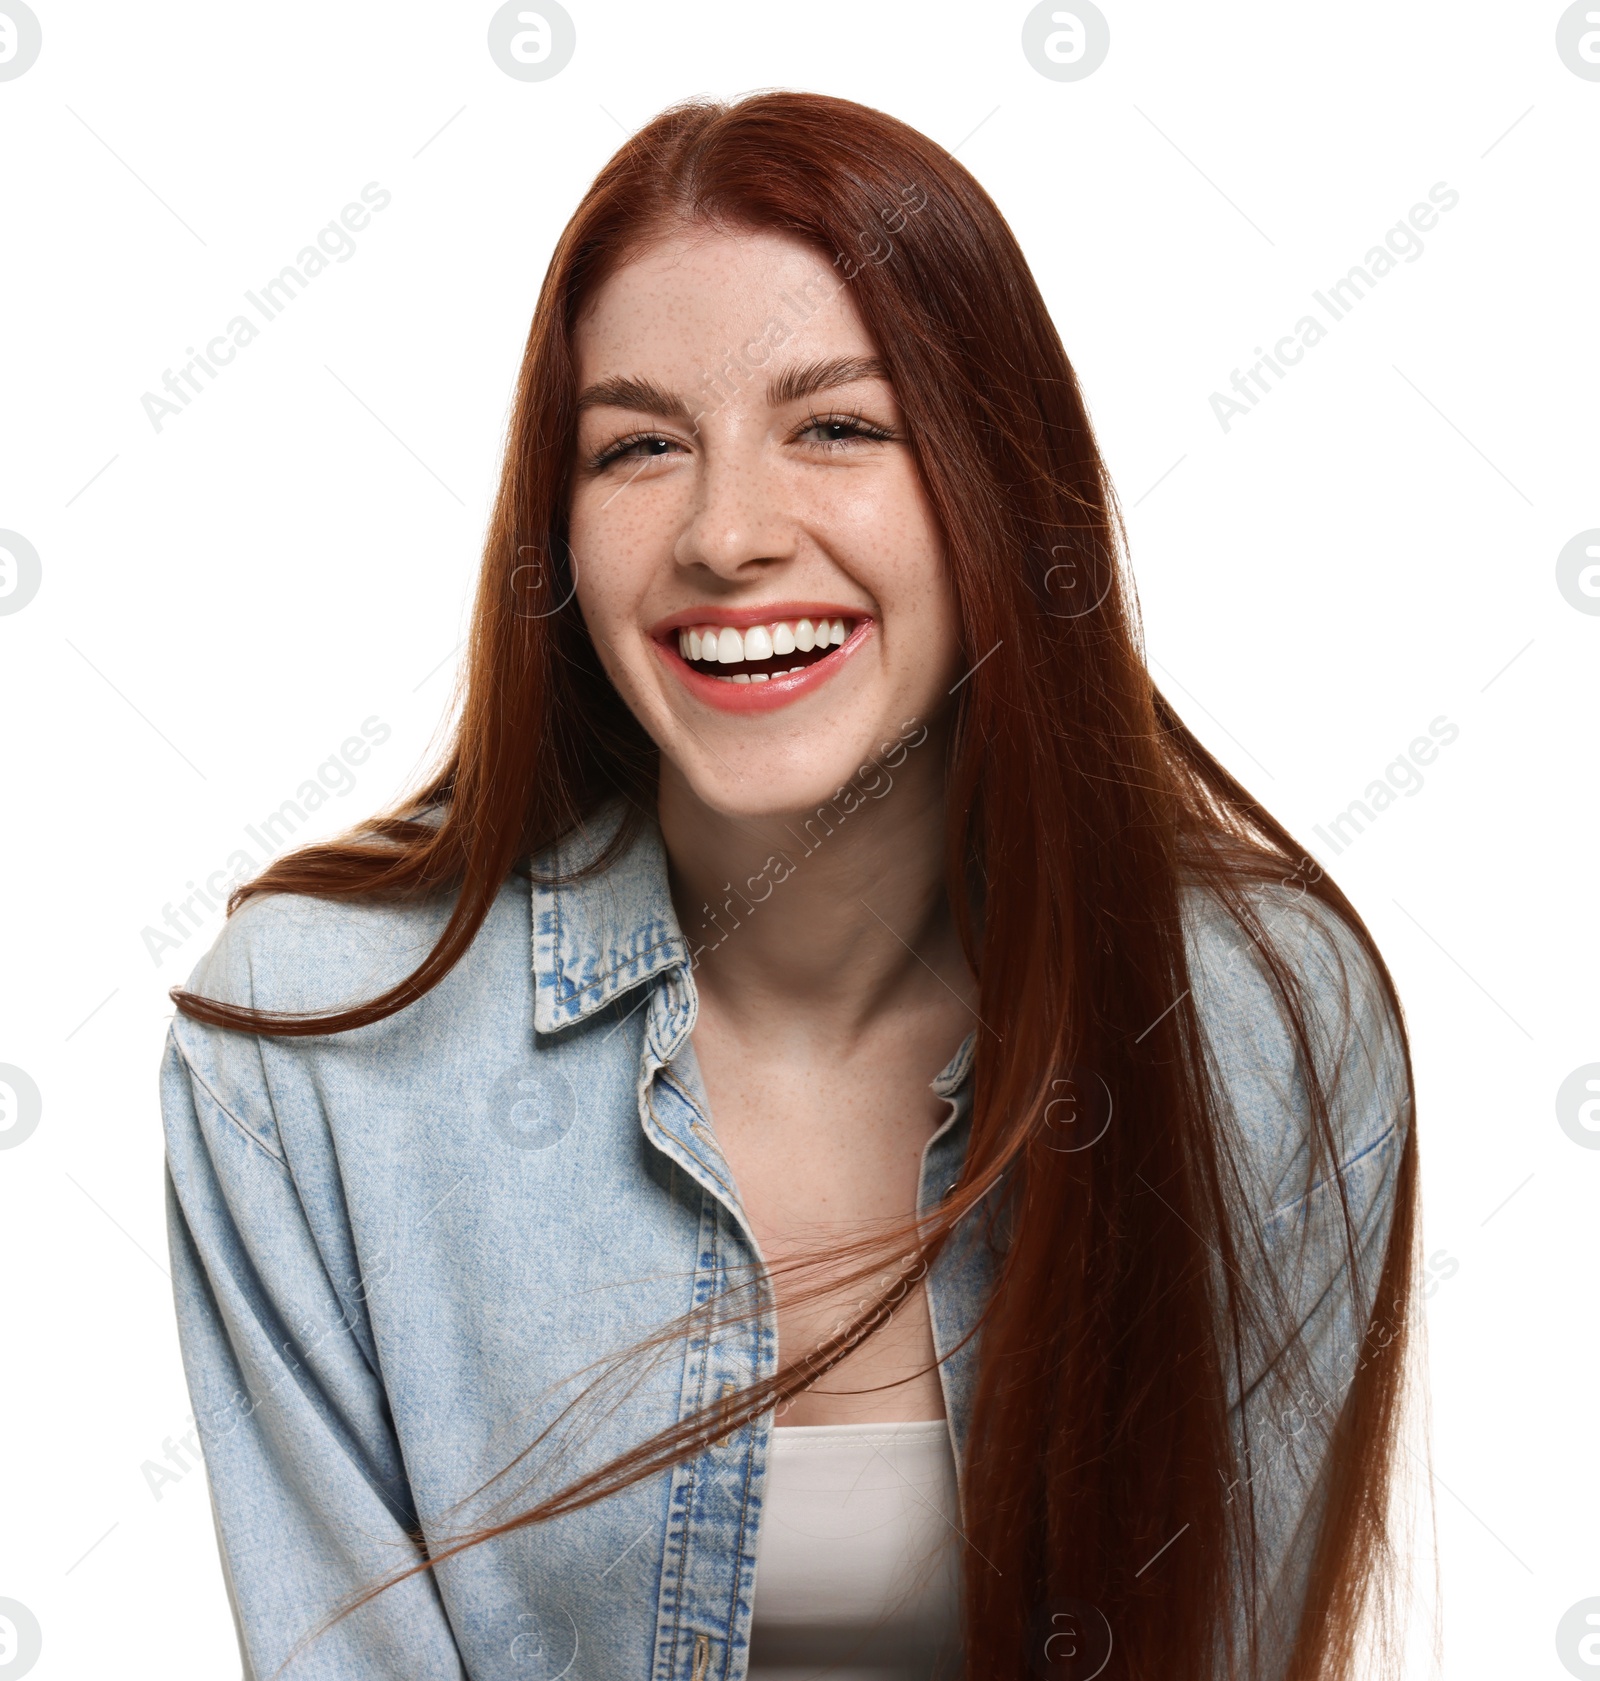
(1, 3, 1596, 1676)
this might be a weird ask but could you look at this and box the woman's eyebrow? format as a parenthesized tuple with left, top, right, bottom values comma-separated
(574, 375, 692, 420)
(766, 356, 890, 406)
(573, 355, 891, 422)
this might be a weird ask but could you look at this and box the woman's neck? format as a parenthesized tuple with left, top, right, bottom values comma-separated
(656, 732, 975, 1047)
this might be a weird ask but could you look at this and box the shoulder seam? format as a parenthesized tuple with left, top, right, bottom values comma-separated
(169, 1031, 288, 1168)
(1265, 1119, 1401, 1225)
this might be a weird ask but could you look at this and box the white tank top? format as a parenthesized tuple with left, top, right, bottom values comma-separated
(747, 1418, 964, 1679)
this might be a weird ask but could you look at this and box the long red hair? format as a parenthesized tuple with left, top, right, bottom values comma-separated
(173, 92, 1418, 1680)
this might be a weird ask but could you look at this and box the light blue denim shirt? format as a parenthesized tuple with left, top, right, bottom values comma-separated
(160, 801, 1409, 1680)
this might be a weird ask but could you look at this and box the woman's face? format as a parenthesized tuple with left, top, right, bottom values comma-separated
(568, 225, 961, 820)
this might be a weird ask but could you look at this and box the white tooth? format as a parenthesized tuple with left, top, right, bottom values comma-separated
(771, 621, 796, 656)
(714, 674, 735, 683)
(677, 630, 686, 657)
(830, 617, 846, 645)
(795, 618, 816, 651)
(750, 671, 769, 683)
(732, 671, 751, 684)
(744, 624, 773, 661)
(717, 626, 743, 663)
(688, 628, 702, 660)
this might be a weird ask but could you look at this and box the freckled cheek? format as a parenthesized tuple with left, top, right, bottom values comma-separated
(879, 558, 958, 694)
(811, 457, 939, 547)
(571, 494, 682, 635)
(809, 494, 947, 646)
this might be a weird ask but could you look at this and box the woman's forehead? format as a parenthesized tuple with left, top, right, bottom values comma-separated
(573, 226, 875, 375)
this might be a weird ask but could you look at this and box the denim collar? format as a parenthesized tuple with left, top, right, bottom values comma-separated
(530, 799, 691, 1034)
(529, 799, 979, 1101)
(531, 793, 974, 1109)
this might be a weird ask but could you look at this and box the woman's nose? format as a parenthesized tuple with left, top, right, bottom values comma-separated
(673, 447, 797, 579)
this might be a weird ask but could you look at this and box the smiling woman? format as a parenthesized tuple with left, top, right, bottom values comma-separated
(161, 91, 1418, 1681)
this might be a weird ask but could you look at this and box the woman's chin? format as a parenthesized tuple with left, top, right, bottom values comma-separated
(665, 756, 886, 827)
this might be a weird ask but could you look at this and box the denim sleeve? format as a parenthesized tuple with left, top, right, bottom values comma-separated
(161, 1027, 468, 1680)
(1239, 1122, 1403, 1676)
(1187, 885, 1412, 1678)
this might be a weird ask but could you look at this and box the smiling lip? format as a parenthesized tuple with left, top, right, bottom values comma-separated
(649, 605, 873, 714)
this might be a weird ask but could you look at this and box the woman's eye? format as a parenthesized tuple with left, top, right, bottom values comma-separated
(796, 415, 894, 448)
(591, 433, 683, 469)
